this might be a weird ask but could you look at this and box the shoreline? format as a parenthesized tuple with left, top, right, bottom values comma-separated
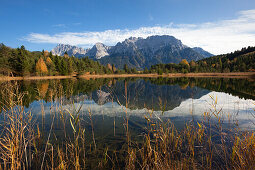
(0, 72, 254, 81)
(0, 75, 75, 81)
(79, 72, 255, 79)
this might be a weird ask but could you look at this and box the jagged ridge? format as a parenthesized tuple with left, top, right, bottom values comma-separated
(51, 35, 213, 69)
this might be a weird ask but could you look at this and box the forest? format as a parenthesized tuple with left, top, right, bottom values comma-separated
(148, 46, 255, 74)
(0, 44, 112, 76)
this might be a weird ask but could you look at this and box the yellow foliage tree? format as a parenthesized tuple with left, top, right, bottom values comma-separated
(180, 59, 190, 66)
(36, 58, 48, 75)
(46, 57, 53, 65)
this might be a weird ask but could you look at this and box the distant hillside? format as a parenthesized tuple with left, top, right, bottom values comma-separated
(199, 46, 255, 72)
(51, 35, 213, 69)
(148, 46, 255, 73)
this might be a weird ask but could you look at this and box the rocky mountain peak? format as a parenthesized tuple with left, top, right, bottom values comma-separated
(51, 44, 87, 57)
(86, 42, 111, 59)
(125, 37, 142, 43)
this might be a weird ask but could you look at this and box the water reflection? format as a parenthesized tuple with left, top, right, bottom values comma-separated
(1, 77, 254, 168)
(1, 77, 251, 129)
(1, 77, 254, 115)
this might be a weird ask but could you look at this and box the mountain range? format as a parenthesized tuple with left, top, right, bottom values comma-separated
(51, 35, 213, 69)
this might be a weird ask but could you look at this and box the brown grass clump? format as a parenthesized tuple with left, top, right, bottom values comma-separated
(231, 132, 255, 168)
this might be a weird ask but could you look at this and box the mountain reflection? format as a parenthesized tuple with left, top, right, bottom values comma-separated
(0, 77, 254, 133)
(0, 77, 254, 114)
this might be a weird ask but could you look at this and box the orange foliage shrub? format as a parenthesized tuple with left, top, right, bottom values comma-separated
(180, 59, 190, 66)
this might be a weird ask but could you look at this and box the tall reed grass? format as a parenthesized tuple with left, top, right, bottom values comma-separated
(0, 82, 40, 169)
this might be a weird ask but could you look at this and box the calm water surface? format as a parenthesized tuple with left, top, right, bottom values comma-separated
(0, 77, 254, 167)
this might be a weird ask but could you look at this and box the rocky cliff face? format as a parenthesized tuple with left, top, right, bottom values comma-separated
(108, 35, 187, 56)
(51, 44, 88, 58)
(85, 43, 111, 59)
(192, 47, 213, 58)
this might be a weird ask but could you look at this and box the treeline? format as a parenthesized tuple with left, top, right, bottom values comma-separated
(0, 78, 112, 109)
(0, 44, 112, 76)
(148, 46, 255, 74)
(147, 77, 255, 100)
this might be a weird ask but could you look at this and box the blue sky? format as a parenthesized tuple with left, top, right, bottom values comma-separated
(1, 0, 255, 54)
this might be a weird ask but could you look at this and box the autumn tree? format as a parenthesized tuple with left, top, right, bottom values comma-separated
(43, 50, 49, 58)
(46, 57, 55, 75)
(36, 58, 48, 75)
(180, 59, 190, 66)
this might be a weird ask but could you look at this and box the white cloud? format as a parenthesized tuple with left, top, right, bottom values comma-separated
(23, 9, 255, 54)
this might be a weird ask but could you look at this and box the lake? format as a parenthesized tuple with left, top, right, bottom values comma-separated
(0, 77, 254, 169)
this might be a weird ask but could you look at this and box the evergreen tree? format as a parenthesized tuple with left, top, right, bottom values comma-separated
(144, 67, 149, 74)
(18, 46, 31, 76)
(124, 64, 129, 73)
(61, 59, 68, 75)
(67, 58, 74, 74)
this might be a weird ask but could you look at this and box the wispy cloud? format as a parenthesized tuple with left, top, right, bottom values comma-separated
(72, 22, 82, 26)
(23, 9, 255, 54)
(148, 14, 154, 21)
(52, 24, 66, 28)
